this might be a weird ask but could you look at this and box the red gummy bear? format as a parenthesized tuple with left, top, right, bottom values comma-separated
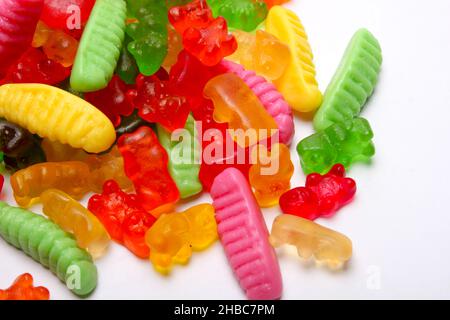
(0, 175, 4, 193)
(85, 75, 135, 127)
(0, 273, 49, 300)
(0, 48, 70, 85)
(182, 17, 237, 66)
(41, 0, 96, 39)
(117, 126, 180, 212)
(126, 74, 190, 132)
(279, 164, 357, 220)
(88, 180, 156, 258)
(168, 0, 213, 34)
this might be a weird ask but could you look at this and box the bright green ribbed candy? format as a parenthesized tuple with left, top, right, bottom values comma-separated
(297, 117, 375, 175)
(70, 0, 127, 92)
(208, 0, 268, 32)
(0, 202, 98, 296)
(156, 115, 202, 199)
(313, 29, 382, 131)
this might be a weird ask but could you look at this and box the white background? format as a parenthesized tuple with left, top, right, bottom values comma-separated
(1, 0, 450, 300)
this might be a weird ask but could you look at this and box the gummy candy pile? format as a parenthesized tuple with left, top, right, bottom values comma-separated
(0, 0, 382, 300)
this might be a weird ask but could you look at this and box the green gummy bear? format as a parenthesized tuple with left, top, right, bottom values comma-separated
(156, 115, 202, 199)
(297, 117, 375, 175)
(116, 34, 140, 85)
(207, 0, 268, 32)
(126, 0, 168, 76)
(313, 29, 382, 131)
(0, 202, 98, 297)
(70, 0, 127, 92)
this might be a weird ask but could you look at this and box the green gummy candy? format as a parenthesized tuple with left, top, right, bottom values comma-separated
(297, 117, 375, 175)
(116, 34, 139, 85)
(156, 115, 202, 199)
(208, 0, 268, 32)
(0, 202, 98, 297)
(70, 0, 127, 92)
(314, 29, 382, 131)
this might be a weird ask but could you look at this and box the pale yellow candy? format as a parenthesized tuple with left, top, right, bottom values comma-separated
(270, 214, 352, 269)
(265, 6, 322, 112)
(0, 84, 116, 153)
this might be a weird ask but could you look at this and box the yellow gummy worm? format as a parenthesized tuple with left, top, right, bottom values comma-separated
(265, 6, 322, 113)
(0, 84, 116, 153)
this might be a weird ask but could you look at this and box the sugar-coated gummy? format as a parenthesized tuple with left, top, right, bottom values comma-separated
(0, 202, 97, 296)
(211, 168, 283, 300)
(70, 0, 127, 92)
(156, 115, 202, 199)
(0, 84, 116, 153)
(314, 29, 382, 131)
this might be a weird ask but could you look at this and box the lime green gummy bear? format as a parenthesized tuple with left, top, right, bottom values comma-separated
(156, 115, 202, 199)
(70, 0, 127, 92)
(297, 117, 375, 175)
(0, 202, 98, 296)
(313, 29, 382, 131)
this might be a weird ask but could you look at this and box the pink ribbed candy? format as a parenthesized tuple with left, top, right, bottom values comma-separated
(211, 168, 283, 300)
(220, 60, 295, 145)
(0, 0, 44, 77)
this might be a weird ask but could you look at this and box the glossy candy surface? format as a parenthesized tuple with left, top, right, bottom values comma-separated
(279, 164, 356, 220)
(118, 126, 180, 212)
(70, 0, 127, 92)
(145, 204, 217, 274)
(249, 143, 294, 207)
(313, 29, 382, 131)
(41, 189, 111, 259)
(0, 202, 98, 296)
(297, 117, 375, 174)
(156, 115, 202, 199)
(211, 168, 282, 300)
(10, 161, 91, 208)
(88, 180, 156, 258)
(266, 6, 322, 112)
(168, 0, 213, 35)
(0, 84, 116, 153)
(0, 0, 44, 77)
(0, 273, 49, 300)
(270, 214, 352, 269)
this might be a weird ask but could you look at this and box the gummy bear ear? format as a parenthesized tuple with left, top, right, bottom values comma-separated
(306, 173, 322, 186)
(329, 163, 346, 177)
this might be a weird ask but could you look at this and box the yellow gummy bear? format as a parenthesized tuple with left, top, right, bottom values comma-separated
(145, 204, 218, 275)
(270, 214, 352, 269)
(265, 6, 322, 112)
(0, 84, 116, 153)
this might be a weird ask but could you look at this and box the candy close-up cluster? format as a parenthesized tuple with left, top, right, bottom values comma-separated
(0, 0, 383, 300)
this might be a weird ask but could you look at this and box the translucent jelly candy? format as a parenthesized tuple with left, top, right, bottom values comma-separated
(162, 26, 184, 70)
(0, 202, 98, 296)
(168, 0, 214, 35)
(270, 214, 352, 269)
(88, 180, 156, 258)
(0, 273, 49, 300)
(297, 117, 375, 175)
(313, 29, 383, 131)
(263, 0, 290, 8)
(145, 203, 217, 274)
(279, 164, 357, 220)
(116, 34, 139, 85)
(249, 143, 294, 208)
(118, 126, 180, 212)
(41, 189, 111, 259)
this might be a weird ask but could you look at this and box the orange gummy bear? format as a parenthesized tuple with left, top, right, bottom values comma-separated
(0, 273, 49, 300)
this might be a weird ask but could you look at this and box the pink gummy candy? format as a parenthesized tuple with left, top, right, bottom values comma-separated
(0, 0, 44, 77)
(220, 60, 295, 145)
(211, 167, 283, 300)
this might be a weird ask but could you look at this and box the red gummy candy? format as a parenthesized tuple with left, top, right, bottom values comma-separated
(168, 0, 213, 34)
(279, 164, 357, 220)
(0, 0, 44, 77)
(40, 0, 95, 38)
(0, 175, 4, 193)
(0, 48, 70, 85)
(88, 180, 156, 258)
(0, 273, 49, 300)
(126, 74, 190, 132)
(117, 126, 180, 212)
(85, 75, 135, 127)
(182, 17, 237, 66)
